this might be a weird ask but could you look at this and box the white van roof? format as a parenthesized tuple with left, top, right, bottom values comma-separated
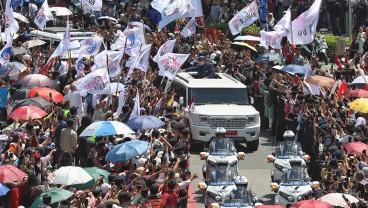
(175, 72, 246, 89)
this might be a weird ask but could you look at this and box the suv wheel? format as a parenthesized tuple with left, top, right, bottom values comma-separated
(247, 139, 259, 151)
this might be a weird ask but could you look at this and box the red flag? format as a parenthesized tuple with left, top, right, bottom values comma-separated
(336, 55, 342, 71)
(39, 57, 56, 75)
(337, 80, 348, 97)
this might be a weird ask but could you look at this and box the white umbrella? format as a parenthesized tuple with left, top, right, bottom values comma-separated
(14, 12, 29, 23)
(22, 40, 46, 49)
(48, 166, 93, 185)
(7, 62, 27, 79)
(80, 121, 135, 137)
(49, 7, 72, 16)
(19, 74, 52, 87)
(234, 35, 261, 42)
(98, 16, 118, 23)
(12, 47, 27, 56)
(352, 76, 368, 84)
(102, 83, 124, 95)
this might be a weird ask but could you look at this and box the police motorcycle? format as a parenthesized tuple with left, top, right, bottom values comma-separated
(210, 176, 263, 208)
(267, 131, 310, 183)
(198, 127, 245, 208)
(271, 160, 320, 207)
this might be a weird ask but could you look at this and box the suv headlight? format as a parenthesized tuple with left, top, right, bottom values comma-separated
(274, 163, 284, 171)
(200, 116, 208, 124)
(247, 116, 256, 124)
(279, 191, 294, 202)
(208, 192, 222, 202)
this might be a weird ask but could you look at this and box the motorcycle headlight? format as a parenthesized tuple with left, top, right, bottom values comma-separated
(274, 163, 284, 171)
(279, 191, 294, 202)
(208, 192, 222, 202)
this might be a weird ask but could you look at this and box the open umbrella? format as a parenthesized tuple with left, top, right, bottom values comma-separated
(0, 165, 27, 183)
(102, 83, 124, 95)
(0, 184, 10, 196)
(30, 188, 74, 208)
(14, 12, 29, 23)
(19, 74, 52, 87)
(10, 87, 35, 100)
(318, 193, 359, 208)
(344, 142, 368, 156)
(305, 76, 335, 88)
(12, 47, 27, 56)
(352, 76, 368, 84)
(126, 115, 165, 131)
(12, 97, 51, 111)
(230, 42, 257, 52)
(7, 62, 27, 79)
(349, 98, 368, 113)
(98, 16, 118, 23)
(73, 167, 110, 190)
(256, 53, 282, 64)
(49, 7, 72, 16)
(9, 106, 48, 120)
(290, 200, 333, 208)
(282, 65, 306, 74)
(106, 140, 150, 163)
(28, 88, 64, 102)
(80, 121, 135, 137)
(345, 89, 368, 98)
(48, 166, 93, 185)
(22, 40, 46, 49)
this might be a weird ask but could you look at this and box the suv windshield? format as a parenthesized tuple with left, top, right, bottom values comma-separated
(207, 164, 236, 184)
(276, 142, 303, 158)
(189, 88, 249, 105)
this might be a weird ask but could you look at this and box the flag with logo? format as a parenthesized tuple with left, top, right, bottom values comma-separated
(111, 27, 145, 51)
(129, 44, 152, 72)
(151, 0, 194, 31)
(287, 0, 322, 44)
(76, 68, 110, 95)
(274, 8, 291, 35)
(58, 61, 68, 75)
(93, 50, 124, 78)
(48, 21, 71, 62)
(228, 1, 259, 35)
(80, 0, 102, 11)
(75, 55, 85, 76)
(0, 38, 12, 65)
(29, 3, 38, 17)
(153, 39, 176, 63)
(129, 91, 140, 120)
(79, 37, 103, 55)
(4, 0, 19, 41)
(34, 0, 53, 30)
(181, 18, 196, 38)
(158, 53, 190, 80)
(260, 30, 284, 49)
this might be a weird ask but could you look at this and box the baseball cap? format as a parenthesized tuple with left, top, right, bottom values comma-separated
(198, 56, 206, 61)
(100, 183, 111, 194)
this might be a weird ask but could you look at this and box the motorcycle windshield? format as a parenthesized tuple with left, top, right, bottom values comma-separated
(207, 164, 236, 185)
(276, 142, 302, 158)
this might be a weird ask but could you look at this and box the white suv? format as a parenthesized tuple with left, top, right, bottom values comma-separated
(172, 72, 260, 151)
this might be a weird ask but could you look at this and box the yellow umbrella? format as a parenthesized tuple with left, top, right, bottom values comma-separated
(230, 42, 257, 52)
(349, 98, 368, 113)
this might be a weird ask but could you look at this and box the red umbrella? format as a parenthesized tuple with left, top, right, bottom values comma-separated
(8, 106, 47, 121)
(0, 165, 28, 183)
(28, 87, 64, 102)
(255, 205, 285, 208)
(290, 200, 333, 208)
(344, 142, 368, 156)
(345, 89, 368, 98)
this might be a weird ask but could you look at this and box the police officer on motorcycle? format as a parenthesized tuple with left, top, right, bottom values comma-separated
(209, 127, 236, 153)
(227, 176, 258, 204)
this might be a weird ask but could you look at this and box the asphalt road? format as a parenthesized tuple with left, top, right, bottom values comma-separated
(188, 131, 277, 207)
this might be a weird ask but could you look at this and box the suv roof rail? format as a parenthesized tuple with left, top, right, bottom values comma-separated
(176, 74, 189, 83)
(222, 73, 241, 84)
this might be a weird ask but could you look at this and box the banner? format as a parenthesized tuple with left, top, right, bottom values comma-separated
(80, 0, 102, 11)
(0, 38, 12, 65)
(0, 87, 8, 108)
(129, 91, 140, 120)
(181, 18, 196, 38)
(129, 44, 152, 72)
(5, 0, 19, 41)
(228, 1, 259, 35)
(158, 53, 190, 80)
(153, 39, 176, 63)
(76, 68, 110, 95)
(151, 0, 194, 31)
(274, 8, 291, 36)
(48, 21, 71, 62)
(93, 50, 124, 78)
(34, 0, 53, 30)
(260, 30, 284, 49)
(79, 37, 103, 55)
(287, 0, 322, 44)
(111, 27, 145, 51)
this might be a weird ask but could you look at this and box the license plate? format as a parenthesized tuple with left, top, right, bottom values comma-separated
(226, 130, 237, 135)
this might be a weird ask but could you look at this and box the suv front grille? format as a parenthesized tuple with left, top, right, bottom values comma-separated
(209, 117, 247, 128)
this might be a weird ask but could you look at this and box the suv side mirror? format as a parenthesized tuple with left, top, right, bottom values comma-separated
(250, 97, 254, 105)
(179, 97, 184, 105)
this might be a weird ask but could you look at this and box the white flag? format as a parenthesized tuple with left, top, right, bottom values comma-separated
(76, 68, 110, 95)
(80, 0, 102, 11)
(129, 91, 140, 120)
(75, 55, 85, 76)
(274, 8, 291, 36)
(129, 44, 152, 72)
(4, 0, 19, 41)
(29, 3, 38, 17)
(151, 0, 194, 31)
(181, 18, 196, 38)
(78, 37, 103, 55)
(158, 53, 190, 80)
(303, 60, 320, 95)
(125, 47, 141, 68)
(59, 61, 68, 75)
(93, 50, 124, 78)
(153, 39, 176, 63)
(0, 38, 13, 65)
(111, 27, 145, 51)
(48, 21, 71, 62)
(228, 1, 259, 35)
(34, 0, 53, 30)
(260, 30, 284, 49)
(287, 0, 322, 45)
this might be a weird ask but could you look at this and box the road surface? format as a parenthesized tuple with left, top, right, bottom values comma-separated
(188, 131, 277, 207)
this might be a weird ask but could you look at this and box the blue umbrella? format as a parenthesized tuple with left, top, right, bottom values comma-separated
(282, 65, 307, 74)
(0, 184, 9, 196)
(256, 53, 282, 64)
(105, 140, 150, 163)
(126, 115, 165, 131)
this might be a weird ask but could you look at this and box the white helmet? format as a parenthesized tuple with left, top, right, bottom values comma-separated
(283, 130, 295, 139)
(215, 127, 227, 135)
(235, 176, 248, 186)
